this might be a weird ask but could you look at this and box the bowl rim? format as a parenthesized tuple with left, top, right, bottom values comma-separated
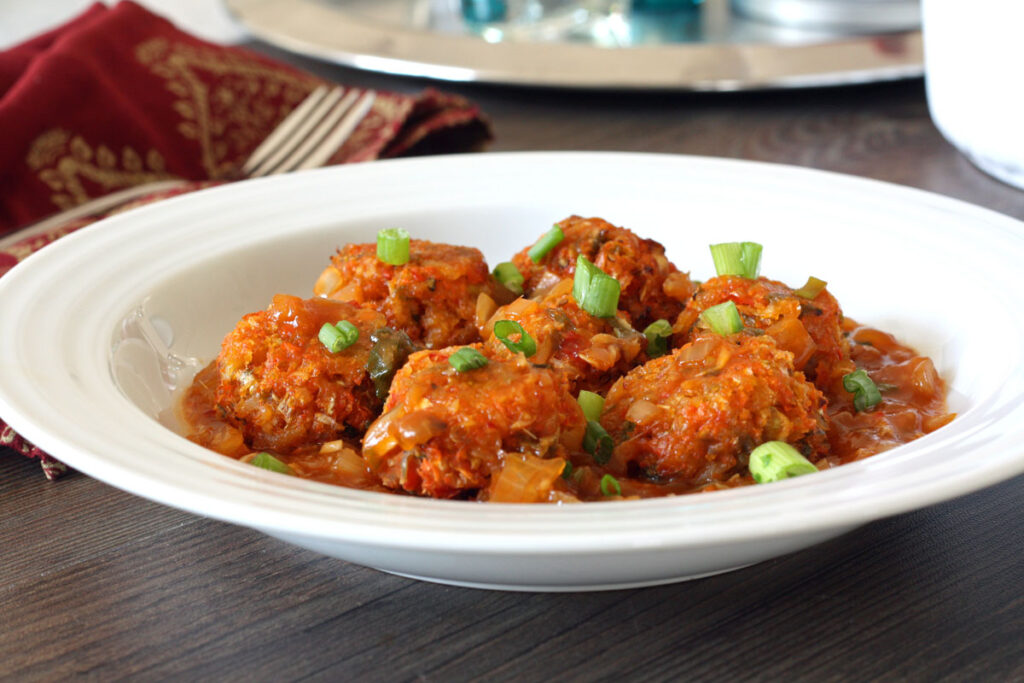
(2, 151, 1023, 555)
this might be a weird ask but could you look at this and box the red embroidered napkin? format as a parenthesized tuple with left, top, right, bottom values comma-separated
(0, 1, 492, 479)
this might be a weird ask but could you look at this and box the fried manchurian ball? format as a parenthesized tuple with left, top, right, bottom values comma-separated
(215, 295, 386, 453)
(674, 275, 850, 392)
(362, 346, 586, 499)
(479, 279, 645, 394)
(314, 239, 500, 349)
(601, 333, 828, 487)
(511, 216, 695, 330)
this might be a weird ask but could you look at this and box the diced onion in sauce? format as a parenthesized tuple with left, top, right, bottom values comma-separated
(766, 318, 816, 370)
(489, 453, 566, 503)
(625, 399, 661, 424)
(476, 293, 498, 330)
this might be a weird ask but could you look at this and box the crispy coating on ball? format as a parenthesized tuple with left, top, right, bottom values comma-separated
(601, 333, 828, 486)
(362, 346, 586, 499)
(674, 275, 850, 392)
(216, 295, 386, 453)
(512, 216, 695, 329)
(480, 279, 645, 394)
(314, 239, 499, 349)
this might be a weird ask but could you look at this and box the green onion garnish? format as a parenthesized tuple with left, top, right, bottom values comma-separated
(249, 452, 293, 475)
(319, 320, 359, 353)
(573, 255, 620, 318)
(643, 319, 673, 358)
(528, 224, 564, 263)
(701, 301, 743, 335)
(709, 242, 763, 279)
(561, 461, 573, 479)
(748, 441, 817, 484)
(843, 369, 882, 411)
(377, 227, 411, 265)
(493, 262, 524, 295)
(577, 390, 604, 421)
(793, 276, 827, 300)
(583, 420, 613, 465)
(600, 473, 622, 497)
(448, 347, 489, 373)
(573, 254, 600, 306)
(583, 275, 620, 318)
(493, 320, 536, 357)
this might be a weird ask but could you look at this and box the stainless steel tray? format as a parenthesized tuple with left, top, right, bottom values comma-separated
(226, 0, 923, 90)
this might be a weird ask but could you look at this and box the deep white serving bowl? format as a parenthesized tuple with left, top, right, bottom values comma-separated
(1, 152, 1022, 591)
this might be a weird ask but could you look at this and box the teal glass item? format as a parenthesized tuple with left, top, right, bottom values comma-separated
(632, 0, 703, 11)
(462, 0, 508, 22)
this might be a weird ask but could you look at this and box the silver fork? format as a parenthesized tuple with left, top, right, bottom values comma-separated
(240, 85, 377, 178)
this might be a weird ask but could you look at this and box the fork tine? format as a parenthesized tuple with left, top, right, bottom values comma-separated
(260, 90, 359, 177)
(240, 85, 330, 176)
(246, 87, 346, 178)
(293, 91, 377, 172)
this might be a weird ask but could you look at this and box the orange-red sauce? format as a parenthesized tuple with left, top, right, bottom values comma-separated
(181, 315, 953, 501)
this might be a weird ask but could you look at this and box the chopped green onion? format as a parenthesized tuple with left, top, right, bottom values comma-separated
(448, 347, 489, 373)
(583, 420, 613, 465)
(561, 461, 573, 479)
(573, 255, 620, 318)
(335, 320, 359, 344)
(249, 452, 293, 475)
(843, 369, 882, 411)
(377, 228, 410, 265)
(793, 276, 828, 300)
(748, 441, 817, 484)
(701, 301, 743, 335)
(319, 321, 359, 353)
(572, 254, 600, 306)
(493, 262, 524, 295)
(583, 275, 620, 318)
(577, 390, 605, 421)
(600, 473, 622, 497)
(643, 319, 673, 358)
(709, 242, 763, 279)
(319, 322, 343, 351)
(493, 320, 537, 357)
(528, 224, 564, 263)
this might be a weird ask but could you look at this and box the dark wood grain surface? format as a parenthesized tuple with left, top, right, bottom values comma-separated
(3, 42, 1023, 681)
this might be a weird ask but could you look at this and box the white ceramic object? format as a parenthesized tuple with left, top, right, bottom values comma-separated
(1, 153, 1023, 592)
(923, 0, 1024, 189)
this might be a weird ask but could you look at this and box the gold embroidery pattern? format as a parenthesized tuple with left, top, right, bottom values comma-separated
(25, 39, 319, 214)
(26, 129, 174, 211)
(135, 37, 317, 178)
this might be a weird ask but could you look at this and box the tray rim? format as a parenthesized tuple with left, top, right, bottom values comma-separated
(226, 0, 924, 91)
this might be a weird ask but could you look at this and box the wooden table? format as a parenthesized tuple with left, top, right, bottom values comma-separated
(3, 44, 1023, 680)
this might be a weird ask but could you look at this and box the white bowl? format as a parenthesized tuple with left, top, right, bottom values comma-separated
(1, 152, 1023, 591)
